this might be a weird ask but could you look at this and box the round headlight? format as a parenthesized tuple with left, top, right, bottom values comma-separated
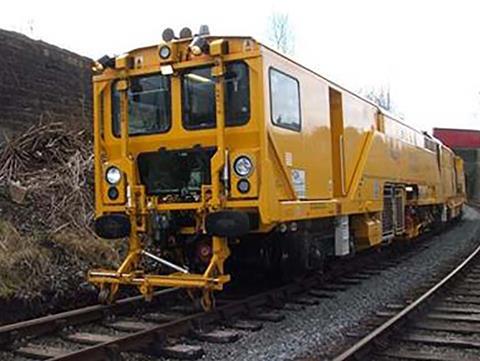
(234, 156, 253, 177)
(159, 45, 171, 59)
(106, 167, 122, 185)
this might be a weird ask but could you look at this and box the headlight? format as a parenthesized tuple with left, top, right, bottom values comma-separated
(106, 167, 122, 185)
(234, 156, 253, 177)
(159, 45, 171, 59)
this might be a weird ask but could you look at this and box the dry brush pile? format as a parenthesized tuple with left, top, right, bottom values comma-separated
(0, 121, 120, 302)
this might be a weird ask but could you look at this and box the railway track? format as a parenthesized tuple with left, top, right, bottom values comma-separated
(333, 241, 480, 361)
(0, 226, 452, 361)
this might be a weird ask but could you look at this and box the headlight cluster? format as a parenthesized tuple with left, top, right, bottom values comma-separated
(105, 166, 122, 201)
(233, 156, 253, 194)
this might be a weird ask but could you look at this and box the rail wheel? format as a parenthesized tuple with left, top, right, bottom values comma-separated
(189, 289, 216, 312)
(200, 289, 215, 311)
(98, 284, 118, 304)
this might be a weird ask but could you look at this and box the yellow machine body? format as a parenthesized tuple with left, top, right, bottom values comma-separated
(89, 34, 465, 306)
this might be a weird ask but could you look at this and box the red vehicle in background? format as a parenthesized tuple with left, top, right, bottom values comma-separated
(434, 128, 480, 204)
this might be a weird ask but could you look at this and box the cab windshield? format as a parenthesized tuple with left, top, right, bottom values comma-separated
(111, 61, 250, 136)
(112, 74, 171, 136)
(182, 61, 250, 129)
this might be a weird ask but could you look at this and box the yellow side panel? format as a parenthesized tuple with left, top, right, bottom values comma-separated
(262, 52, 333, 201)
(341, 93, 377, 194)
(361, 116, 441, 205)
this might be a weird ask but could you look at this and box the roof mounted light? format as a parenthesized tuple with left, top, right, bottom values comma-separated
(198, 24, 210, 36)
(93, 55, 115, 72)
(179, 27, 193, 39)
(162, 28, 175, 42)
(189, 36, 208, 56)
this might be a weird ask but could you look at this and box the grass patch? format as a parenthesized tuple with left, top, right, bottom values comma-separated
(0, 220, 121, 299)
(0, 220, 51, 298)
(51, 230, 121, 268)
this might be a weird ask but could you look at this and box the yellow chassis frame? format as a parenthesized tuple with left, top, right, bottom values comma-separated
(88, 235, 230, 309)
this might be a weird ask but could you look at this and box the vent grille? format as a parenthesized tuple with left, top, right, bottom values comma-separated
(394, 188, 405, 235)
(382, 185, 394, 239)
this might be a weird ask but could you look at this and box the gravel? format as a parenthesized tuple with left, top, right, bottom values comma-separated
(130, 206, 480, 361)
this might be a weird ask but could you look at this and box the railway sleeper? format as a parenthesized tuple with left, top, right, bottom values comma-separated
(433, 305, 480, 314)
(193, 328, 240, 343)
(249, 310, 285, 323)
(399, 332, 480, 349)
(291, 296, 320, 306)
(105, 319, 161, 332)
(378, 348, 480, 361)
(16, 344, 70, 360)
(142, 312, 184, 323)
(444, 295, 480, 304)
(65, 332, 119, 345)
(160, 344, 205, 360)
(228, 319, 263, 331)
(412, 319, 480, 334)
(427, 312, 480, 322)
(279, 302, 305, 311)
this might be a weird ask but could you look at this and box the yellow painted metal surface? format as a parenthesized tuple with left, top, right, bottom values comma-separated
(90, 34, 465, 301)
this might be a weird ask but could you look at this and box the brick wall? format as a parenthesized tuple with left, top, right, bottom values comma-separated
(0, 29, 92, 141)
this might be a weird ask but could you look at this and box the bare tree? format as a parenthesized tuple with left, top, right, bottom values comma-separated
(360, 85, 394, 111)
(27, 19, 35, 37)
(268, 12, 295, 55)
(360, 85, 405, 119)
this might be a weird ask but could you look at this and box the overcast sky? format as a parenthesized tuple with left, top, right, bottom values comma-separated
(1, 0, 479, 132)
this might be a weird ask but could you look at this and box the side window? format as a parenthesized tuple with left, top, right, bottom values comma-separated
(269, 68, 301, 131)
(424, 137, 437, 152)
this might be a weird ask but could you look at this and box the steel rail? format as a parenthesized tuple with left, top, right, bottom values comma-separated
(26, 229, 449, 360)
(48, 278, 315, 361)
(333, 242, 480, 361)
(0, 241, 387, 358)
(0, 223, 456, 360)
(0, 288, 178, 346)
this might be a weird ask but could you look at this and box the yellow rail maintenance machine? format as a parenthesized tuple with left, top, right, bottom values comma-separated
(89, 26, 465, 309)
